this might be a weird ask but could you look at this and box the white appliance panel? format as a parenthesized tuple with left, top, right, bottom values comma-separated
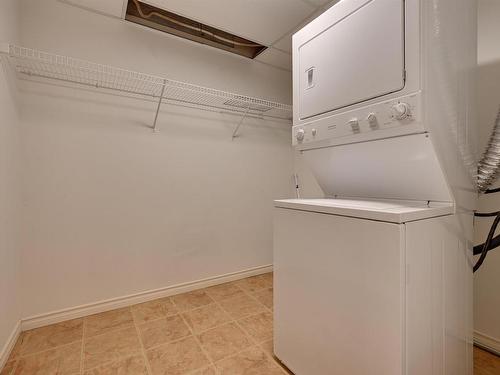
(293, 93, 422, 148)
(298, 0, 405, 120)
(274, 208, 405, 375)
(302, 133, 452, 202)
(405, 215, 473, 375)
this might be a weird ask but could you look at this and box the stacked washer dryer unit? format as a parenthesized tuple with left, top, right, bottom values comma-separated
(273, 0, 477, 375)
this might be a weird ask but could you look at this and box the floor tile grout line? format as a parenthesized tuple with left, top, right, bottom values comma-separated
(183, 365, 217, 375)
(84, 324, 135, 340)
(133, 312, 178, 326)
(230, 314, 287, 374)
(81, 351, 144, 372)
(170, 297, 220, 375)
(207, 288, 275, 373)
(260, 344, 291, 375)
(228, 275, 274, 312)
(7, 359, 19, 375)
(241, 287, 274, 314)
(82, 315, 282, 375)
(217, 292, 269, 318)
(211, 345, 260, 368)
(78, 347, 153, 373)
(131, 309, 154, 375)
(216, 277, 288, 374)
(135, 312, 263, 355)
(199, 321, 287, 375)
(81, 321, 149, 373)
(212, 344, 260, 366)
(84, 306, 137, 340)
(137, 293, 270, 349)
(251, 289, 274, 309)
(135, 301, 219, 329)
(234, 277, 290, 374)
(234, 278, 291, 374)
(180, 305, 234, 337)
(79, 318, 87, 375)
(209, 343, 273, 368)
(149, 280, 268, 375)
(9, 338, 85, 362)
(181, 317, 219, 375)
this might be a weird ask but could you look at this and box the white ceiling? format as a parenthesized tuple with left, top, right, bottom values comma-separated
(60, 0, 125, 18)
(60, 0, 339, 71)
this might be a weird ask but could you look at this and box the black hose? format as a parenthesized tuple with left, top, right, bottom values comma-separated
(473, 234, 500, 255)
(473, 212, 500, 272)
(475, 211, 500, 217)
(484, 187, 500, 194)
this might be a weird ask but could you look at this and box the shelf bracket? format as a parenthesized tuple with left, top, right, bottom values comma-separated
(152, 79, 167, 132)
(232, 106, 251, 140)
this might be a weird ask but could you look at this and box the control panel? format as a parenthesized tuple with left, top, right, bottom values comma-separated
(293, 93, 422, 148)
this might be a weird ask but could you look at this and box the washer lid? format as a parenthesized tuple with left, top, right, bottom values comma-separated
(274, 198, 454, 223)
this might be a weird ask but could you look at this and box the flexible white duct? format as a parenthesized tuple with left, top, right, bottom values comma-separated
(477, 106, 500, 192)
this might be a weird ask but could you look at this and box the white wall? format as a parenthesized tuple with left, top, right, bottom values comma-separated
(474, 0, 500, 352)
(0, 0, 21, 361)
(18, 0, 294, 318)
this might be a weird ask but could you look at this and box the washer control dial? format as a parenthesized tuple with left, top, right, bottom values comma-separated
(392, 102, 411, 120)
(296, 128, 305, 141)
(367, 113, 378, 129)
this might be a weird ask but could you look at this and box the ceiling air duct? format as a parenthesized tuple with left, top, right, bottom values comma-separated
(126, 0, 267, 59)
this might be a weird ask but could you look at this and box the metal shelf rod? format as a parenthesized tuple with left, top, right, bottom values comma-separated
(153, 79, 167, 132)
(232, 106, 250, 140)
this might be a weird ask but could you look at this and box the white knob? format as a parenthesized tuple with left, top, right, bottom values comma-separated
(348, 118, 360, 133)
(392, 103, 411, 120)
(296, 128, 305, 141)
(367, 113, 378, 129)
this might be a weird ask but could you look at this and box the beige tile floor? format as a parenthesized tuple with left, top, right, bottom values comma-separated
(1, 273, 290, 375)
(1, 271, 499, 375)
(474, 346, 500, 375)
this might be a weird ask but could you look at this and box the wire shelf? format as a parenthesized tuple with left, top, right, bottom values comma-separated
(0, 44, 292, 131)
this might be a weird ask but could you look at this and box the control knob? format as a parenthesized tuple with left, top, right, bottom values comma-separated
(348, 118, 360, 133)
(392, 102, 411, 120)
(296, 128, 305, 141)
(367, 113, 378, 129)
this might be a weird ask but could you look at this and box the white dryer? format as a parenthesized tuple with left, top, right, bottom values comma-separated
(273, 0, 477, 374)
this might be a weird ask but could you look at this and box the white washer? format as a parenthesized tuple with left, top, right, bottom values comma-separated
(273, 0, 477, 374)
(273, 199, 470, 375)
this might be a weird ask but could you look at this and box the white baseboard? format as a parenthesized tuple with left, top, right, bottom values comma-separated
(0, 320, 21, 371)
(21, 264, 273, 331)
(474, 330, 500, 356)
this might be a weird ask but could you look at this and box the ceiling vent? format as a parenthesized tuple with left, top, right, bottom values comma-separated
(125, 0, 267, 59)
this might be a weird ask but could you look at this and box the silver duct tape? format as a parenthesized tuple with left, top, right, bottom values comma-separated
(478, 106, 500, 192)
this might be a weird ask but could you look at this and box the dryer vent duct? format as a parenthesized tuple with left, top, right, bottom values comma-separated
(125, 0, 267, 59)
(477, 106, 500, 192)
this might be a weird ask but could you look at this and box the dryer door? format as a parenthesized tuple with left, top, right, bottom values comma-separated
(297, 0, 405, 120)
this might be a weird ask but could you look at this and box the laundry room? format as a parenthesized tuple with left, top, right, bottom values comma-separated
(0, 0, 499, 374)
